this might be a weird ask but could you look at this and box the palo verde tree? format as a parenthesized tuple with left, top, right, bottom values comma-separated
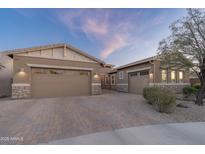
(158, 8, 205, 105)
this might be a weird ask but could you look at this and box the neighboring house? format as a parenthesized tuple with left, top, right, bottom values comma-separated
(107, 56, 190, 94)
(0, 43, 112, 99)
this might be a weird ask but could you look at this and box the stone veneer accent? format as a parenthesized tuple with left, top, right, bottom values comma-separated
(149, 83, 190, 93)
(116, 84, 128, 92)
(12, 84, 31, 99)
(91, 83, 102, 95)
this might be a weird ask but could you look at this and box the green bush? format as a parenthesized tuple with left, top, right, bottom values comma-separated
(143, 87, 155, 104)
(183, 86, 198, 95)
(143, 87, 156, 101)
(192, 84, 201, 90)
(143, 87, 176, 113)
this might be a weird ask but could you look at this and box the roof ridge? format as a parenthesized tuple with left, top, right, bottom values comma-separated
(1, 43, 65, 53)
(116, 55, 159, 70)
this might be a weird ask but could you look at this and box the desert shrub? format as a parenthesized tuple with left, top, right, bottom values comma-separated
(143, 87, 159, 104)
(152, 89, 176, 113)
(143, 87, 176, 113)
(183, 86, 198, 95)
(192, 84, 201, 90)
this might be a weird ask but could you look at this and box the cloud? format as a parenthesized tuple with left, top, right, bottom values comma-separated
(100, 34, 129, 59)
(56, 9, 83, 31)
(56, 9, 133, 59)
(56, 9, 157, 60)
(56, 9, 110, 39)
(82, 18, 108, 37)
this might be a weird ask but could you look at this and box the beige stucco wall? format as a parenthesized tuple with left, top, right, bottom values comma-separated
(111, 59, 190, 93)
(16, 47, 97, 64)
(154, 60, 190, 83)
(115, 62, 152, 92)
(13, 55, 103, 84)
(0, 53, 13, 97)
(12, 55, 104, 98)
(153, 60, 161, 83)
(117, 62, 153, 84)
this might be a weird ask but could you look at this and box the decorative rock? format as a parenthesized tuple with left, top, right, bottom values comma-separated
(12, 84, 31, 99)
(92, 83, 102, 95)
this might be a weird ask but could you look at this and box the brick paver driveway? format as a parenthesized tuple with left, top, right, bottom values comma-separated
(0, 90, 204, 144)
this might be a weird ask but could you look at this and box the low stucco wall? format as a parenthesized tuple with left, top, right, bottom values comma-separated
(149, 83, 190, 93)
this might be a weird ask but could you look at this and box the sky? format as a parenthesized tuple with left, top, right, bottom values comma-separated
(0, 9, 187, 66)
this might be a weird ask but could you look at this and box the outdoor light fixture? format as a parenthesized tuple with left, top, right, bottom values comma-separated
(19, 68, 26, 75)
(20, 68, 25, 73)
(149, 73, 153, 81)
(94, 73, 99, 78)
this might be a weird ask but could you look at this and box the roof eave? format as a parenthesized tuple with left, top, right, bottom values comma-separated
(2, 43, 106, 65)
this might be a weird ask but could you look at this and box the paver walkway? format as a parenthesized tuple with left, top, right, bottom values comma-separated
(0, 90, 204, 144)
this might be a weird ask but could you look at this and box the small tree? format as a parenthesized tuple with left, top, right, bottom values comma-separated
(158, 9, 205, 105)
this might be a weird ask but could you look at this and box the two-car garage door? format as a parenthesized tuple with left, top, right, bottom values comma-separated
(128, 70, 149, 94)
(31, 68, 91, 98)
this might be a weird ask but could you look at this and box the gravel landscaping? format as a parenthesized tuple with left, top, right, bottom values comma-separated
(0, 90, 204, 144)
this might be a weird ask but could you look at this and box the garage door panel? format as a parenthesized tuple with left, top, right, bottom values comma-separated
(31, 68, 90, 98)
(129, 71, 149, 94)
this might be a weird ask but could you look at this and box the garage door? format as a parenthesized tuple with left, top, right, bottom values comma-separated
(31, 68, 91, 98)
(128, 70, 149, 94)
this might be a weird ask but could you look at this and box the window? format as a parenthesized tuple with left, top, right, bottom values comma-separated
(161, 70, 167, 83)
(179, 71, 183, 82)
(130, 72, 138, 76)
(118, 71, 124, 80)
(111, 75, 115, 85)
(80, 72, 89, 76)
(140, 70, 149, 76)
(49, 69, 64, 75)
(171, 70, 176, 82)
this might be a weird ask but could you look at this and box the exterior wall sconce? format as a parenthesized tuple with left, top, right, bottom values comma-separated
(94, 73, 99, 78)
(20, 68, 25, 73)
(19, 68, 26, 75)
(149, 73, 154, 82)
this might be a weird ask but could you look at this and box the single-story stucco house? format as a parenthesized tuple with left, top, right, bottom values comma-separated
(0, 43, 113, 98)
(105, 56, 190, 94)
(0, 43, 191, 99)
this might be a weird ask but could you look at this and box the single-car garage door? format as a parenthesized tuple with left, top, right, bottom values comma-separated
(128, 70, 149, 94)
(31, 68, 91, 98)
